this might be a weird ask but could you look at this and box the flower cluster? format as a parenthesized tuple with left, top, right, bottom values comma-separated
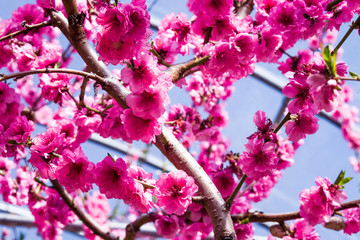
(299, 177, 347, 226)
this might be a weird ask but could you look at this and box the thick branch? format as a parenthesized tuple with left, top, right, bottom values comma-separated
(124, 214, 152, 240)
(51, 179, 119, 240)
(233, 0, 254, 19)
(55, 1, 236, 238)
(232, 199, 360, 223)
(0, 21, 52, 42)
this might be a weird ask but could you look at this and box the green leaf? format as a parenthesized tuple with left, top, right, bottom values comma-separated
(334, 170, 345, 186)
(339, 177, 353, 186)
(350, 71, 360, 79)
(321, 45, 337, 77)
(241, 218, 250, 224)
(334, 170, 352, 188)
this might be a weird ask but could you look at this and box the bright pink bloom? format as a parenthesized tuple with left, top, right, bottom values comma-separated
(187, 0, 233, 19)
(299, 177, 347, 226)
(121, 108, 162, 143)
(243, 171, 281, 202)
(343, 206, 360, 235)
(56, 147, 95, 193)
(4, 116, 35, 144)
(123, 181, 153, 213)
(239, 138, 279, 180)
(153, 170, 198, 215)
(211, 168, 235, 198)
(177, 222, 212, 240)
(39, 73, 72, 105)
(234, 222, 254, 240)
(93, 156, 133, 199)
(31, 127, 65, 154)
(121, 53, 160, 94)
(85, 192, 111, 224)
(283, 75, 315, 114)
(127, 88, 169, 119)
(285, 110, 319, 142)
(154, 214, 180, 239)
(0, 82, 23, 129)
(292, 219, 320, 240)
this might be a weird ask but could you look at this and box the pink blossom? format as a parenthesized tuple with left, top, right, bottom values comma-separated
(299, 177, 347, 226)
(343, 206, 360, 235)
(98, 100, 130, 142)
(121, 108, 162, 143)
(28, 151, 57, 179)
(243, 171, 281, 202)
(121, 53, 160, 94)
(176, 222, 212, 240)
(31, 127, 65, 154)
(211, 168, 235, 199)
(154, 214, 180, 239)
(39, 73, 72, 105)
(292, 219, 320, 240)
(239, 137, 279, 180)
(283, 75, 315, 114)
(349, 156, 360, 172)
(187, 0, 233, 19)
(4, 116, 35, 144)
(93, 156, 133, 199)
(256, 25, 283, 63)
(85, 192, 110, 224)
(285, 111, 319, 142)
(127, 88, 169, 119)
(153, 170, 198, 215)
(56, 147, 95, 193)
(123, 181, 153, 213)
(0, 82, 23, 129)
(234, 222, 254, 240)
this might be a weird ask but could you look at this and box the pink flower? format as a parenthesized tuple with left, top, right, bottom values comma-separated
(85, 192, 111, 224)
(187, 0, 233, 19)
(154, 214, 180, 239)
(127, 88, 169, 119)
(292, 219, 320, 240)
(121, 108, 162, 143)
(299, 177, 347, 226)
(234, 222, 254, 240)
(349, 156, 360, 172)
(211, 168, 235, 199)
(4, 116, 35, 144)
(285, 110, 319, 142)
(239, 138, 279, 180)
(153, 170, 198, 215)
(56, 147, 95, 193)
(93, 156, 133, 199)
(31, 127, 65, 154)
(121, 53, 160, 94)
(283, 75, 315, 114)
(343, 206, 360, 235)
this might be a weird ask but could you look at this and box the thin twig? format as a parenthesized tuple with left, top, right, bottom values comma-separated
(0, 68, 105, 83)
(274, 112, 291, 134)
(0, 21, 52, 42)
(51, 179, 119, 240)
(226, 174, 247, 209)
(331, 16, 360, 55)
(232, 198, 360, 223)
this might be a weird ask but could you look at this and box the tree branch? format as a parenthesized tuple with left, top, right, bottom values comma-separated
(232, 198, 360, 223)
(0, 68, 105, 83)
(50, 179, 119, 240)
(0, 21, 52, 42)
(55, 2, 236, 238)
(124, 214, 152, 240)
(233, 0, 254, 19)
